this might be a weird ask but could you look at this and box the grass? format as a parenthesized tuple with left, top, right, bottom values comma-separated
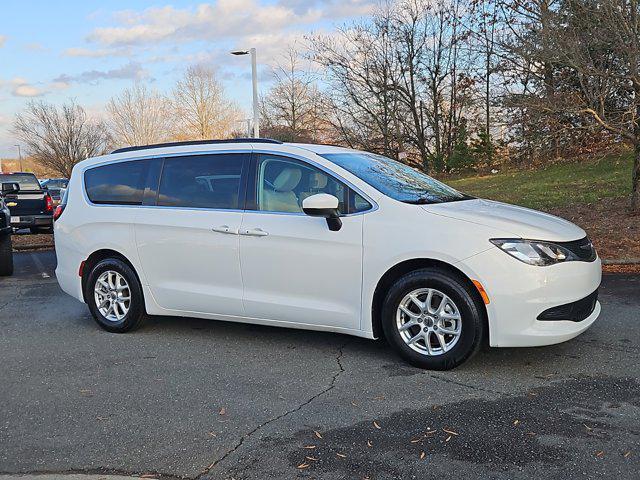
(445, 152, 633, 211)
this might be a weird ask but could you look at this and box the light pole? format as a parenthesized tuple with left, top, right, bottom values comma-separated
(231, 48, 259, 138)
(14, 145, 23, 171)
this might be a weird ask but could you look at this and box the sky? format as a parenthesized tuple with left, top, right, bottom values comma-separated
(0, 0, 376, 157)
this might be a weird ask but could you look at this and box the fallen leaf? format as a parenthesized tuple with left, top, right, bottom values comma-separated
(623, 451, 631, 458)
(336, 453, 347, 458)
(373, 395, 385, 400)
(305, 456, 318, 461)
(303, 445, 316, 449)
(443, 428, 459, 436)
(373, 421, 381, 429)
(297, 462, 310, 469)
(410, 438, 422, 443)
(420, 451, 426, 460)
(218, 407, 226, 415)
(208, 432, 217, 437)
(351, 401, 358, 406)
(367, 440, 373, 447)
(445, 435, 452, 442)
(595, 451, 604, 458)
(513, 419, 520, 426)
(527, 432, 536, 436)
(584, 424, 593, 431)
(314, 430, 323, 439)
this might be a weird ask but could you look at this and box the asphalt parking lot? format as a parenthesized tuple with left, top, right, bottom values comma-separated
(1, 251, 639, 480)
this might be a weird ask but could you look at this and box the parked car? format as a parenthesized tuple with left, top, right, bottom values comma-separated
(40, 178, 69, 206)
(0, 172, 54, 233)
(0, 181, 20, 276)
(54, 139, 601, 370)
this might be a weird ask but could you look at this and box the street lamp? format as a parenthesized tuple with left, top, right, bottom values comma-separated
(231, 48, 259, 138)
(14, 144, 23, 171)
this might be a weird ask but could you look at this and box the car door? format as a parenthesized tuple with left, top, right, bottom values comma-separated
(239, 153, 370, 330)
(135, 151, 249, 317)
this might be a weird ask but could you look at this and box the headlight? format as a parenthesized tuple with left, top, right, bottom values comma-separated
(490, 239, 579, 266)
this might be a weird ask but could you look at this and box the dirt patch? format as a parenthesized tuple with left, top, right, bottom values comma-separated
(11, 232, 54, 251)
(547, 197, 640, 262)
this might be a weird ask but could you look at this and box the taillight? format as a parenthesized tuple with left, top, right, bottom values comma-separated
(53, 204, 65, 221)
(45, 194, 53, 212)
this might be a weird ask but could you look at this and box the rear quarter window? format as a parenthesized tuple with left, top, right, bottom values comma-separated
(84, 160, 150, 205)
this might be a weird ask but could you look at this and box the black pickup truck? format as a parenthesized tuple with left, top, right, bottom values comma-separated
(0, 172, 54, 233)
(1, 181, 20, 276)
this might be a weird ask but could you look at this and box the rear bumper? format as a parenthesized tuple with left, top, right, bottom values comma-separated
(460, 247, 602, 347)
(10, 214, 53, 228)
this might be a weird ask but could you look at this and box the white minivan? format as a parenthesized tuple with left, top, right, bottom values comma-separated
(54, 139, 601, 370)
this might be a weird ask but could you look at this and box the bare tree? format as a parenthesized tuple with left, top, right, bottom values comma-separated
(173, 65, 240, 140)
(107, 83, 173, 147)
(309, 5, 403, 159)
(13, 101, 111, 178)
(503, 0, 640, 209)
(260, 48, 330, 142)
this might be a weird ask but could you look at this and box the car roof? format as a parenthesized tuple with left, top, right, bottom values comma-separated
(74, 139, 362, 171)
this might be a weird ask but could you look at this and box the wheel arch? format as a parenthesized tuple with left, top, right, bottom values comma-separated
(370, 258, 489, 341)
(81, 249, 144, 304)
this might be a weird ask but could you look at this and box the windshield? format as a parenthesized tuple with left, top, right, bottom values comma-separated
(0, 174, 41, 191)
(320, 152, 469, 204)
(42, 179, 68, 189)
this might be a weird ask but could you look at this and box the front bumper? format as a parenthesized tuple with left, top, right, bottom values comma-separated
(460, 246, 602, 347)
(10, 214, 53, 228)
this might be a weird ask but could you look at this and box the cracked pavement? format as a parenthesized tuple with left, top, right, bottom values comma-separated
(1, 251, 639, 479)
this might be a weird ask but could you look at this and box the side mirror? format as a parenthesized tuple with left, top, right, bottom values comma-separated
(1, 182, 20, 195)
(302, 193, 342, 231)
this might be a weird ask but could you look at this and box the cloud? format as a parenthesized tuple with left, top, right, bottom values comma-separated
(64, 46, 131, 58)
(24, 42, 45, 52)
(86, 0, 375, 47)
(10, 78, 45, 97)
(0, 35, 6, 48)
(3, 77, 69, 97)
(53, 61, 149, 84)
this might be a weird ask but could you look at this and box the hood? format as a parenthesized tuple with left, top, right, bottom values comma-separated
(422, 199, 586, 242)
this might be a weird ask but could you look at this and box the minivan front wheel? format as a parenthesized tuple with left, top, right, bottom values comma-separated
(381, 268, 485, 370)
(85, 258, 146, 332)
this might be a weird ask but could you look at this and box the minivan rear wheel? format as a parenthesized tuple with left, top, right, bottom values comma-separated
(85, 258, 146, 332)
(381, 268, 485, 370)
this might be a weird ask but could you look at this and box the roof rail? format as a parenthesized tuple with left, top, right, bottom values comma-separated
(111, 138, 283, 154)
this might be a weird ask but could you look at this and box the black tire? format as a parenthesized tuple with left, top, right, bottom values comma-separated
(85, 258, 146, 333)
(381, 268, 485, 371)
(0, 234, 13, 276)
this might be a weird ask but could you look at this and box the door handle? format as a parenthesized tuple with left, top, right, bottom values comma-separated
(240, 228, 269, 237)
(212, 225, 238, 235)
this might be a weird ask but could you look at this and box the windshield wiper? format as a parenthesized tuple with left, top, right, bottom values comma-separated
(403, 196, 435, 205)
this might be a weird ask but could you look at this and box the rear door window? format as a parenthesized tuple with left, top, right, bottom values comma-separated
(157, 154, 247, 210)
(85, 160, 151, 205)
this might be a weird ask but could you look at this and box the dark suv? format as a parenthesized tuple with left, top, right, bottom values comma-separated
(0, 172, 54, 233)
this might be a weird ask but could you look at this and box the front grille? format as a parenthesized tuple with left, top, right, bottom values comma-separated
(537, 289, 599, 322)
(559, 236, 597, 262)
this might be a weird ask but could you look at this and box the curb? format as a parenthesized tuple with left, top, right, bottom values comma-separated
(13, 244, 54, 252)
(602, 259, 640, 265)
